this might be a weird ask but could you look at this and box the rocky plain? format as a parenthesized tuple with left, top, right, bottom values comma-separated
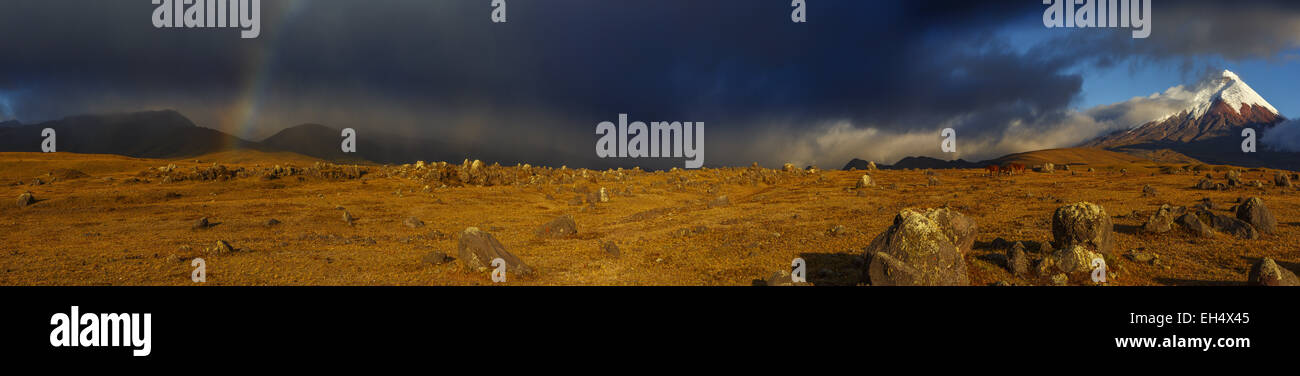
(2, 150, 1298, 286)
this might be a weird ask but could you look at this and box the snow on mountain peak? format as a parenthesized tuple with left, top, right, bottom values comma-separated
(1184, 69, 1279, 119)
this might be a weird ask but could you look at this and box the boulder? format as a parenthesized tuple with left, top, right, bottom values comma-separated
(1006, 243, 1029, 276)
(1248, 258, 1299, 286)
(16, 191, 35, 208)
(1175, 213, 1211, 237)
(707, 195, 731, 208)
(192, 217, 212, 230)
(855, 174, 874, 188)
(1048, 245, 1103, 274)
(535, 214, 578, 238)
(1142, 205, 1183, 233)
(1235, 197, 1276, 235)
(600, 241, 620, 257)
(458, 227, 533, 275)
(863, 209, 970, 286)
(1051, 202, 1115, 256)
(919, 207, 977, 254)
(1205, 212, 1259, 239)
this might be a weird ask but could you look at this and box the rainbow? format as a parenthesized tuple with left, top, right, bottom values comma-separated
(221, 0, 308, 149)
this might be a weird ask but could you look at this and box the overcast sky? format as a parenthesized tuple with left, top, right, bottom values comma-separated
(1, 0, 1299, 167)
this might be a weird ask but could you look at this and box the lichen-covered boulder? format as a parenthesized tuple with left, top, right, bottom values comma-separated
(863, 209, 969, 286)
(1051, 202, 1115, 256)
(920, 207, 977, 254)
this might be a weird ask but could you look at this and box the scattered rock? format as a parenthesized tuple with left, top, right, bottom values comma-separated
(1275, 173, 1292, 188)
(1007, 243, 1029, 276)
(404, 216, 426, 229)
(535, 214, 578, 238)
(1247, 258, 1299, 286)
(192, 217, 212, 230)
(421, 251, 450, 265)
(600, 241, 620, 257)
(764, 269, 806, 286)
(707, 195, 731, 208)
(16, 191, 35, 208)
(826, 225, 848, 236)
(863, 209, 970, 286)
(1051, 202, 1115, 256)
(1142, 205, 1183, 233)
(1045, 244, 1104, 275)
(1205, 212, 1258, 239)
(1175, 213, 1211, 237)
(1124, 249, 1159, 265)
(205, 240, 236, 255)
(1235, 197, 1276, 235)
(855, 174, 874, 188)
(457, 227, 533, 275)
(1141, 184, 1157, 197)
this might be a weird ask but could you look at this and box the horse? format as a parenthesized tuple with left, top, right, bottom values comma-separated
(984, 165, 1000, 177)
(1005, 163, 1026, 175)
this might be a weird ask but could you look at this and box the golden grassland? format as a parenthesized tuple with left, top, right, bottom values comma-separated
(2, 151, 1297, 286)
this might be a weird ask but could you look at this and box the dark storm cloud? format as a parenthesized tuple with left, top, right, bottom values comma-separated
(1, 0, 1297, 167)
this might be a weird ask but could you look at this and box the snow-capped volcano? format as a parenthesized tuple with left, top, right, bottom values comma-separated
(1084, 70, 1284, 148)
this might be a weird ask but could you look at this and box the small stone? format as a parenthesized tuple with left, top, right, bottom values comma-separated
(707, 195, 731, 208)
(600, 241, 620, 257)
(404, 216, 426, 229)
(421, 251, 450, 265)
(264, 218, 281, 227)
(192, 217, 211, 230)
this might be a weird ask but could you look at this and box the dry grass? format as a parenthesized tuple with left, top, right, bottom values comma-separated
(3, 151, 1298, 286)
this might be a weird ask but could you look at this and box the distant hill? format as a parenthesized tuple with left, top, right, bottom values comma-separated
(0, 110, 261, 158)
(843, 156, 979, 170)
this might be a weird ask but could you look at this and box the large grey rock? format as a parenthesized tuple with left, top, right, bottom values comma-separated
(1205, 212, 1259, 239)
(1051, 202, 1115, 256)
(863, 209, 970, 286)
(1235, 197, 1276, 235)
(1248, 258, 1299, 286)
(458, 227, 534, 275)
